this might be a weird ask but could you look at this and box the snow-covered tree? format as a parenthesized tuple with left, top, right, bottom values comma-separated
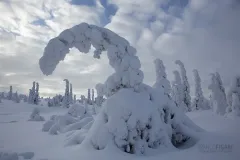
(192, 69, 207, 110)
(28, 81, 36, 104)
(13, 92, 20, 103)
(74, 95, 76, 104)
(226, 76, 240, 114)
(92, 89, 95, 103)
(47, 98, 53, 107)
(1, 92, 4, 99)
(38, 22, 204, 155)
(31, 82, 36, 103)
(8, 86, 13, 100)
(171, 70, 185, 111)
(29, 108, 45, 121)
(63, 79, 70, 108)
(87, 88, 91, 104)
(175, 60, 191, 111)
(33, 82, 39, 105)
(153, 58, 171, 96)
(95, 83, 105, 106)
(208, 73, 227, 115)
(28, 89, 32, 103)
(80, 95, 85, 104)
(231, 93, 240, 116)
(70, 83, 73, 104)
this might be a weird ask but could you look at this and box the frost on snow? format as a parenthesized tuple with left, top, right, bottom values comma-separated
(28, 108, 45, 121)
(39, 23, 204, 155)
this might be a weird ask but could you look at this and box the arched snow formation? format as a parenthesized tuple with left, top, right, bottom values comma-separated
(39, 23, 204, 155)
(39, 23, 143, 96)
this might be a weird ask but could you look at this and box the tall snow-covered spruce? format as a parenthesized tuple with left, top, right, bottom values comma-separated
(63, 79, 70, 108)
(95, 83, 105, 106)
(175, 60, 191, 111)
(70, 83, 73, 104)
(192, 70, 205, 110)
(92, 89, 95, 103)
(171, 70, 184, 110)
(8, 85, 13, 100)
(34, 82, 39, 105)
(208, 73, 227, 115)
(226, 76, 240, 115)
(39, 23, 203, 155)
(87, 88, 91, 104)
(153, 58, 171, 96)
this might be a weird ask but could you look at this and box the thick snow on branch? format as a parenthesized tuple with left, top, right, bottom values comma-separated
(39, 23, 143, 96)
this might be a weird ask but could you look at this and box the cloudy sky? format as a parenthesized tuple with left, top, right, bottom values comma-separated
(0, 0, 239, 97)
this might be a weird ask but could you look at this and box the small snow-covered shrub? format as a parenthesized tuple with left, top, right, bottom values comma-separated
(63, 117, 93, 133)
(28, 108, 45, 121)
(42, 120, 55, 132)
(42, 114, 78, 135)
(82, 89, 203, 155)
(68, 103, 86, 118)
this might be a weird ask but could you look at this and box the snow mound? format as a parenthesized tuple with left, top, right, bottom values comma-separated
(28, 108, 45, 121)
(0, 151, 34, 160)
(82, 89, 203, 155)
(42, 108, 92, 135)
(67, 103, 86, 118)
(62, 117, 93, 133)
(42, 114, 77, 135)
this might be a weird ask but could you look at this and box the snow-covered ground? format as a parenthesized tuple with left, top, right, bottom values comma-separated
(0, 100, 239, 160)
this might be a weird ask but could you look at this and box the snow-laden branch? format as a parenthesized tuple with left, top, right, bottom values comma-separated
(39, 23, 143, 96)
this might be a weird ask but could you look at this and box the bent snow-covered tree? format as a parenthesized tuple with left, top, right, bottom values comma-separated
(175, 60, 191, 111)
(39, 23, 203, 155)
(192, 69, 207, 110)
(171, 70, 185, 111)
(208, 73, 227, 115)
(153, 59, 171, 96)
